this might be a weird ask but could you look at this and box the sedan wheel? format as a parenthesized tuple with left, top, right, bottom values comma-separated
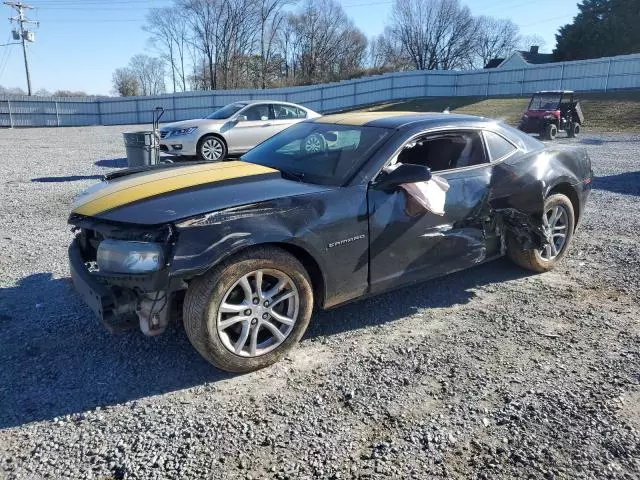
(199, 136, 226, 161)
(183, 247, 313, 372)
(302, 133, 326, 153)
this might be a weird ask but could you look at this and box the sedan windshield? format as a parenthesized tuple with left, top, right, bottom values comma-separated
(206, 102, 247, 120)
(241, 122, 392, 186)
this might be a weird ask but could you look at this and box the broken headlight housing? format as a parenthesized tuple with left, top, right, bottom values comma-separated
(97, 240, 164, 274)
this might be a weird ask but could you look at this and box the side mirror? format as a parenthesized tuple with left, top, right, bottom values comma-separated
(235, 115, 248, 122)
(374, 163, 432, 190)
(324, 132, 338, 142)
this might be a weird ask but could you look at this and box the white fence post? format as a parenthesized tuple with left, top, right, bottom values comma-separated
(520, 68, 525, 96)
(7, 99, 13, 128)
(424, 71, 429, 97)
(486, 71, 491, 97)
(55, 101, 60, 127)
(97, 98, 102, 125)
(605, 58, 613, 92)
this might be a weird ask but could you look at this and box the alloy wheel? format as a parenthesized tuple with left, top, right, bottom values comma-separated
(201, 137, 224, 161)
(540, 205, 569, 260)
(303, 134, 324, 153)
(216, 269, 299, 357)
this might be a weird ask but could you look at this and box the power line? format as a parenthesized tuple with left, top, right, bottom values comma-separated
(4, 1, 38, 96)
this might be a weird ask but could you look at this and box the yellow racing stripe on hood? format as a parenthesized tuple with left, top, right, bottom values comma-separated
(315, 111, 418, 126)
(72, 161, 277, 217)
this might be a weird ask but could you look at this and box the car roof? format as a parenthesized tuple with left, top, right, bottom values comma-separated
(237, 100, 310, 108)
(309, 111, 492, 129)
(535, 90, 574, 94)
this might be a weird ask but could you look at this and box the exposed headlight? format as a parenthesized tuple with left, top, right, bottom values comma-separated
(97, 240, 164, 274)
(171, 126, 198, 136)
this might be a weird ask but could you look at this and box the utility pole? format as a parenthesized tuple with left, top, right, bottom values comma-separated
(4, 1, 38, 96)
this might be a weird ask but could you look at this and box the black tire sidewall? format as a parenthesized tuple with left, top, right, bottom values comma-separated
(184, 248, 313, 373)
(198, 135, 227, 161)
(532, 194, 575, 268)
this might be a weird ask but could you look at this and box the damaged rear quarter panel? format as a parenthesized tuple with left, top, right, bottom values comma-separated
(170, 186, 370, 308)
(488, 146, 589, 249)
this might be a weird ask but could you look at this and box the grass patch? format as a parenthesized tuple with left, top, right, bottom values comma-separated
(353, 90, 640, 133)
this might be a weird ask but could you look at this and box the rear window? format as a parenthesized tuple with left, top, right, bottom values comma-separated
(484, 131, 517, 161)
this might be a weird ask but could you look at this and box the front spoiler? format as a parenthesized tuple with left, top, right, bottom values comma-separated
(68, 240, 137, 333)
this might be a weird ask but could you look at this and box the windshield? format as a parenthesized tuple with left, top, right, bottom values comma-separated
(241, 122, 392, 186)
(529, 94, 562, 111)
(206, 102, 247, 120)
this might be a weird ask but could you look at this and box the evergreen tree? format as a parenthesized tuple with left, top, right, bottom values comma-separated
(554, 0, 640, 61)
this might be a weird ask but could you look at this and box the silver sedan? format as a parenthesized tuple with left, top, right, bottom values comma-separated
(159, 101, 321, 161)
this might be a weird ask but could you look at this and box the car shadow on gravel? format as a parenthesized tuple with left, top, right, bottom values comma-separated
(594, 171, 640, 196)
(31, 175, 104, 183)
(0, 259, 530, 429)
(0, 273, 230, 429)
(308, 257, 531, 338)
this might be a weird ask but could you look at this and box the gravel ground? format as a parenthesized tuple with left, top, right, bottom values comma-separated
(0, 125, 639, 480)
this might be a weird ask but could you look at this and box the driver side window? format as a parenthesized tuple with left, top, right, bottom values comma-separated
(397, 131, 487, 172)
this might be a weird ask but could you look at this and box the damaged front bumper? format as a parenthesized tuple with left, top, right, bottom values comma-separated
(68, 224, 183, 336)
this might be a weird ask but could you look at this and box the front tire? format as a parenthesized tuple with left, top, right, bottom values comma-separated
(508, 193, 575, 273)
(198, 135, 227, 162)
(183, 247, 313, 373)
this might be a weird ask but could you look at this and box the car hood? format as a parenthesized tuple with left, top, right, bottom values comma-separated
(160, 118, 225, 131)
(70, 161, 333, 225)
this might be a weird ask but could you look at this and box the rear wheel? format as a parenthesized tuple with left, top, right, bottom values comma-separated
(544, 123, 558, 141)
(183, 247, 313, 373)
(198, 135, 227, 161)
(507, 193, 575, 273)
(568, 122, 581, 138)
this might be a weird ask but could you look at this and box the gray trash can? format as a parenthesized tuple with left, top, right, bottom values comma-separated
(123, 131, 158, 167)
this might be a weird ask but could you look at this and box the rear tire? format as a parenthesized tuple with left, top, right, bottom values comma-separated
(183, 247, 314, 373)
(568, 122, 581, 138)
(544, 123, 558, 141)
(507, 193, 575, 273)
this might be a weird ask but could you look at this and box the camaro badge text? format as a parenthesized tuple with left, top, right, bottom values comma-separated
(328, 234, 366, 249)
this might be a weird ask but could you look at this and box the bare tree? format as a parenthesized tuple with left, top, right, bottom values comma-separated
(286, 0, 367, 84)
(387, 0, 477, 70)
(370, 28, 412, 71)
(145, 7, 190, 92)
(475, 16, 520, 68)
(257, 0, 293, 88)
(128, 55, 166, 96)
(112, 68, 140, 97)
(518, 34, 547, 52)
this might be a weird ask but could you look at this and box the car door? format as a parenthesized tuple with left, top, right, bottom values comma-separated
(224, 104, 277, 153)
(368, 129, 495, 294)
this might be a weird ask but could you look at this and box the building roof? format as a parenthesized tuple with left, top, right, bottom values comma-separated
(484, 58, 505, 69)
(518, 50, 555, 65)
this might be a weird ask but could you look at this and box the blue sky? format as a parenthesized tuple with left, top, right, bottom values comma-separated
(0, 0, 580, 96)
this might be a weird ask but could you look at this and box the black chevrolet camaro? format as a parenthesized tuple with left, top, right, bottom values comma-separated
(69, 112, 593, 372)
